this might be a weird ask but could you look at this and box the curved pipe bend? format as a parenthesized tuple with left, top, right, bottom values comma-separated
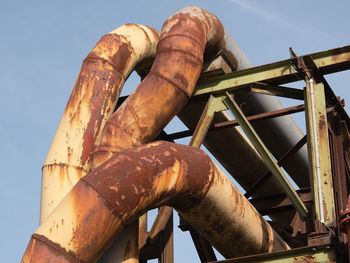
(92, 6, 242, 166)
(22, 141, 289, 263)
(40, 24, 159, 222)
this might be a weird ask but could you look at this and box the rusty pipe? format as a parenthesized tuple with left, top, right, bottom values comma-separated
(89, 8, 276, 261)
(40, 24, 159, 223)
(87, 25, 164, 263)
(22, 141, 289, 263)
(91, 8, 306, 208)
(89, 10, 234, 261)
(92, 6, 229, 166)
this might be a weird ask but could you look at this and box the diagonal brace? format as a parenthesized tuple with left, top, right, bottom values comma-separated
(223, 92, 309, 219)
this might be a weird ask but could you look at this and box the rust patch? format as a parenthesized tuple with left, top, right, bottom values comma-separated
(62, 32, 136, 167)
(43, 163, 86, 183)
(86, 141, 212, 220)
(124, 23, 138, 28)
(90, 33, 133, 74)
(146, 26, 160, 44)
(93, 73, 188, 164)
(93, 7, 229, 165)
(79, 61, 123, 166)
(21, 234, 80, 263)
(67, 147, 72, 164)
(318, 115, 326, 130)
(68, 180, 122, 262)
(331, 52, 350, 64)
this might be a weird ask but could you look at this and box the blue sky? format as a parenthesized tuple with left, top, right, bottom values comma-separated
(1, 0, 350, 262)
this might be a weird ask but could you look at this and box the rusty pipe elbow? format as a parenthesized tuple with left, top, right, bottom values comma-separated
(92, 7, 232, 168)
(40, 24, 159, 223)
(23, 141, 289, 263)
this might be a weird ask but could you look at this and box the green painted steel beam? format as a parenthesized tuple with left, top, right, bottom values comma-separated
(194, 45, 350, 96)
(249, 82, 304, 100)
(189, 95, 226, 148)
(223, 92, 309, 219)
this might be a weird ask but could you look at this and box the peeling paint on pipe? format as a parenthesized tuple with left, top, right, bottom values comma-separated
(92, 6, 229, 165)
(40, 24, 159, 223)
(89, 10, 247, 261)
(22, 141, 289, 263)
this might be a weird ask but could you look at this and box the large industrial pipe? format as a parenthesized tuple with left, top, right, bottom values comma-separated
(89, 10, 259, 261)
(89, 7, 305, 229)
(92, 6, 230, 163)
(26, 5, 306, 263)
(40, 24, 159, 223)
(22, 141, 289, 263)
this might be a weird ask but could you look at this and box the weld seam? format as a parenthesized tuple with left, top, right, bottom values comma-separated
(93, 149, 121, 155)
(80, 178, 126, 226)
(158, 33, 205, 54)
(156, 47, 203, 64)
(41, 163, 89, 174)
(125, 103, 145, 141)
(103, 118, 146, 145)
(139, 26, 152, 54)
(83, 56, 126, 82)
(200, 151, 216, 198)
(31, 234, 82, 263)
(149, 71, 191, 98)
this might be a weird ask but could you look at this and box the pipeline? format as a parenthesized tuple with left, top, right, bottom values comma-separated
(22, 141, 289, 263)
(89, 9, 270, 261)
(21, 5, 310, 262)
(92, 6, 228, 162)
(90, 8, 229, 262)
(93, 7, 307, 211)
(40, 24, 159, 223)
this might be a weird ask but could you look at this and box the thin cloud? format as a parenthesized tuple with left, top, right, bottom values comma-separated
(227, 0, 300, 33)
(227, 0, 334, 48)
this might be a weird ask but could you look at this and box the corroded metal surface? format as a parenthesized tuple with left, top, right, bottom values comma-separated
(40, 24, 159, 223)
(89, 10, 247, 261)
(92, 6, 229, 166)
(22, 141, 289, 263)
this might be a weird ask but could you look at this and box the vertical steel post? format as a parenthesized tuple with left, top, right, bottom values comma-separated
(139, 214, 148, 252)
(160, 210, 173, 263)
(304, 80, 336, 227)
